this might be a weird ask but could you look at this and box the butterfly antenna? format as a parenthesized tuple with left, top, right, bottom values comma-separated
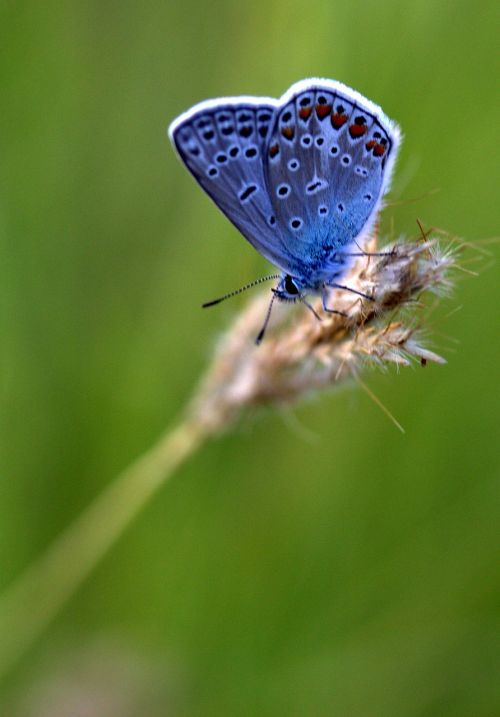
(255, 292, 277, 345)
(202, 274, 280, 308)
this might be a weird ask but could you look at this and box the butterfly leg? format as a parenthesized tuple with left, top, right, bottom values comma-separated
(335, 239, 397, 260)
(321, 286, 348, 317)
(301, 298, 323, 321)
(338, 250, 395, 258)
(327, 282, 374, 302)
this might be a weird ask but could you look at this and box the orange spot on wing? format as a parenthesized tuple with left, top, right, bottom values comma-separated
(365, 140, 376, 150)
(331, 113, 348, 129)
(349, 124, 367, 138)
(374, 143, 386, 156)
(281, 126, 294, 140)
(316, 104, 332, 119)
(299, 107, 312, 120)
(269, 143, 279, 158)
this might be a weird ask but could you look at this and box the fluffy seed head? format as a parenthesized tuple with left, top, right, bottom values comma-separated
(188, 231, 457, 432)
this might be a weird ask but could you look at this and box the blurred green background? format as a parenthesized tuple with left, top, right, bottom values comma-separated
(1, 0, 499, 714)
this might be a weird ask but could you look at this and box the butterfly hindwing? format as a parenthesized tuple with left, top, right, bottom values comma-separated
(169, 99, 295, 273)
(265, 80, 400, 276)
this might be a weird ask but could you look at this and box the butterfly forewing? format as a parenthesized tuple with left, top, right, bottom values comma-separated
(169, 100, 296, 273)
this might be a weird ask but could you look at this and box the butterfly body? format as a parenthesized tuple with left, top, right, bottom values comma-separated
(169, 78, 401, 309)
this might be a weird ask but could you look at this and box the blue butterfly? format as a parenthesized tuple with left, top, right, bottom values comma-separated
(168, 78, 401, 342)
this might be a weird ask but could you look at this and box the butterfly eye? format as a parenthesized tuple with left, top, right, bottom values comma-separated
(284, 275, 299, 295)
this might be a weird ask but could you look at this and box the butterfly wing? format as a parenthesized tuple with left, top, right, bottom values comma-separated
(265, 79, 401, 278)
(169, 97, 295, 273)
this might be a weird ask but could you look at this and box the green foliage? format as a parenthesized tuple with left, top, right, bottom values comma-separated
(0, 0, 499, 714)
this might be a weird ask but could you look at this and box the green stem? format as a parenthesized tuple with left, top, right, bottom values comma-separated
(0, 416, 209, 680)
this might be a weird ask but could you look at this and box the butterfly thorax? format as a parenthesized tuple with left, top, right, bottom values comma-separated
(274, 252, 355, 304)
(281, 238, 357, 291)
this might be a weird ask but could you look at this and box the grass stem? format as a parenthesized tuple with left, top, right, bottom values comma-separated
(0, 417, 209, 679)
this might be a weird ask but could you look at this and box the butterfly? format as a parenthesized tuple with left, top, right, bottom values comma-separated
(168, 78, 401, 342)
